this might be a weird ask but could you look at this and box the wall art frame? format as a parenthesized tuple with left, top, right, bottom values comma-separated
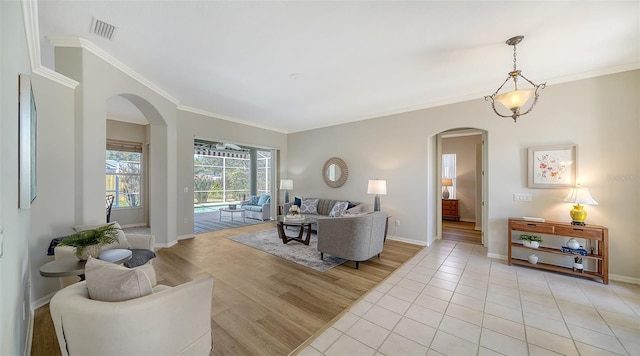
(19, 74, 37, 208)
(527, 144, 577, 188)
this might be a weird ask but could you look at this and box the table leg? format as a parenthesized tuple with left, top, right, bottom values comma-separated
(277, 223, 311, 245)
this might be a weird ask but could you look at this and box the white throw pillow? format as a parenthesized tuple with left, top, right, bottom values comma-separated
(300, 198, 319, 214)
(329, 201, 348, 217)
(73, 221, 131, 250)
(85, 257, 156, 302)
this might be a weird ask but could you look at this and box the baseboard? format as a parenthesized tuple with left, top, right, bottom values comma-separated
(24, 307, 33, 356)
(609, 274, 640, 285)
(33, 291, 56, 310)
(119, 223, 148, 228)
(487, 253, 507, 260)
(177, 234, 196, 241)
(386, 235, 428, 246)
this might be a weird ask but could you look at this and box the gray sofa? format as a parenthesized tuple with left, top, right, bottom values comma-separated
(282, 198, 362, 221)
(317, 211, 387, 269)
(240, 194, 271, 220)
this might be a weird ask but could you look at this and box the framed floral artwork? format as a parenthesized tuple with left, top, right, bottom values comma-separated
(527, 144, 577, 188)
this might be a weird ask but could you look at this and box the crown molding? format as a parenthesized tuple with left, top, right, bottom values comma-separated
(21, 0, 79, 89)
(47, 36, 180, 105)
(177, 105, 288, 134)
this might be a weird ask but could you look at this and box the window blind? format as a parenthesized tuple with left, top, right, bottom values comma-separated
(107, 140, 142, 153)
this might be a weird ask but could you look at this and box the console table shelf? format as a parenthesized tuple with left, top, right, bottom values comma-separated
(508, 218, 608, 284)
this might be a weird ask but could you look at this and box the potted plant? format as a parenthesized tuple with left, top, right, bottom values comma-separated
(573, 256, 584, 272)
(57, 223, 121, 260)
(519, 234, 543, 248)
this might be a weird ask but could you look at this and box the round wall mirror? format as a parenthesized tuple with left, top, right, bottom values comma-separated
(322, 157, 348, 188)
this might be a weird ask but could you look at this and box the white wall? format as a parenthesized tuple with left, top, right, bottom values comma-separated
(288, 70, 640, 281)
(54, 47, 178, 247)
(1, 2, 34, 354)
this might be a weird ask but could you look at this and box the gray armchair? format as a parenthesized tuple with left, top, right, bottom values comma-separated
(317, 212, 387, 269)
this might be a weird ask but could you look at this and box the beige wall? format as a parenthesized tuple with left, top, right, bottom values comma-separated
(288, 70, 640, 282)
(442, 134, 482, 222)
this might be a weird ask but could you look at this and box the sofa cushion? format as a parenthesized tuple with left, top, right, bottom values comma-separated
(257, 194, 270, 205)
(300, 198, 319, 214)
(329, 201, 349, 217)
(85, 257, 156, 302)
(73, 222, 131, 250)
(294, 196, 302, 207)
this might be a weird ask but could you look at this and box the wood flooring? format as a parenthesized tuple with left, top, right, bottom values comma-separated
(442, 220, 482, 245)
(31, 222, 423, 356)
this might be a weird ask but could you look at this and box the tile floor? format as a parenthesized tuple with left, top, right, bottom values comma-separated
(298, 240, 640, 356)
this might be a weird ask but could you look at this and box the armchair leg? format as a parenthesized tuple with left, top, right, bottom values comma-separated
(355, 261, 359, 269)
(320, 252, 324, 260)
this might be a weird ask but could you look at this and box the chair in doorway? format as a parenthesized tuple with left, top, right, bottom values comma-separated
(106, 195, 115, 223)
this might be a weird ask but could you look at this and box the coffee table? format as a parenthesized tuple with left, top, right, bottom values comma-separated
(276, 215, 318, 245)
(219, 208, 246, 222)
(40, 248, 133, 281)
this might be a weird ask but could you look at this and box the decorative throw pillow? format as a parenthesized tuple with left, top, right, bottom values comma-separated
(294, 197, 302, 207)
(249, 195, 259, 205)
(329, 201, 349, 217)
(124, 249, 157, 268)
(300, 198, 319, 214)
(257, 194, 270, 205)
(85, 257, 156, 302)
(73, 221, 131, 250)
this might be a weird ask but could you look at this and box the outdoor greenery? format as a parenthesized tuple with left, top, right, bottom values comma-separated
(193, 153, 258, 204)
(106, 150, 141, 207)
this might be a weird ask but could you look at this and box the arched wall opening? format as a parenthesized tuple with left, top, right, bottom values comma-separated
(435, 128, 488, 248)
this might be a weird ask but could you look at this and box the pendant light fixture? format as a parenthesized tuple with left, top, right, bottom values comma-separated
(485, 35, 546, 122)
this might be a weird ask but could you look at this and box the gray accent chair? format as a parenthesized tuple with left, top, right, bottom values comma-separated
(317, 212, 387, 269)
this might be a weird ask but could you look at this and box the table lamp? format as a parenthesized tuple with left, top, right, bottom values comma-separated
(280, 179, 293, 203)
(563, 184, 598, 225)
(442, 178, 453, 199)
(367, 179, 387, 211)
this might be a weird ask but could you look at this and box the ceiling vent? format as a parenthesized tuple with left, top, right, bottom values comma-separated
(90, 17, 116, 40)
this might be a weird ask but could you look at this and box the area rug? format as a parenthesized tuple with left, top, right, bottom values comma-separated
(194, 211, 264, 233)
(228, 228, 346, 272)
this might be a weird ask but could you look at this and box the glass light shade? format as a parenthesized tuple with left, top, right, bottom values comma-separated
(494, 89, 535, 110)
(442, 178, 453, 187)
(279, 179, 293, 190)
(367, 180, 387, 195)
(563, 186, 598, 205)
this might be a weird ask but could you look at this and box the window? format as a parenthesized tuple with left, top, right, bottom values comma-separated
(106, 140, 142, 208)
(442, 153, 457, 199)
(193, 141, 272, 205)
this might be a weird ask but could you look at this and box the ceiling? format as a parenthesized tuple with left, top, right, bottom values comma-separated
(37, 1, 639, 133)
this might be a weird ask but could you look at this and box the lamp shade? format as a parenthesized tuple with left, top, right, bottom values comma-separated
(442, 178, 453, 187)
(494, 89, 535, 110)
(367, 180, 387, 195)
(563, 186, 598, 205)
(279, 179, 293, 190)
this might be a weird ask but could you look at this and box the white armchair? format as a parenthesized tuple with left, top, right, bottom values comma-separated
(49, 276, 214, 356)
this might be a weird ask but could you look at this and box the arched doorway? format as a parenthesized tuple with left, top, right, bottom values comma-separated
(436, 128, 488, 247)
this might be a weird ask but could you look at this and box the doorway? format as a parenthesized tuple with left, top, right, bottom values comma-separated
(437, 129, 487, 246)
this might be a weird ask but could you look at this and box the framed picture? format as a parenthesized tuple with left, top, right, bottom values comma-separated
(528, 144, 577, 188)
(19, 74, 37, 208)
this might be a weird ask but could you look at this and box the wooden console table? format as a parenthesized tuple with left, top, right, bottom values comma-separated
(508, 218, 608, 284)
